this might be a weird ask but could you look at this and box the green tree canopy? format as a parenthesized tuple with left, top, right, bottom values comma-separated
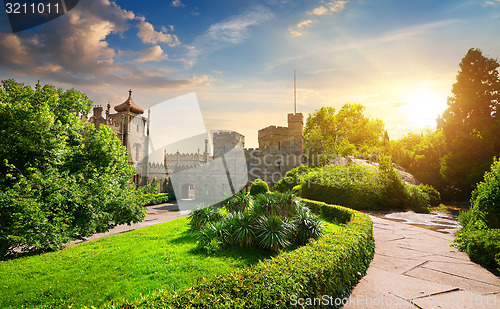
(390, 130, 446, 190)
(0, 79, 148, 257)
(439, 48, 500, 192)
(304, 103, 385, 163)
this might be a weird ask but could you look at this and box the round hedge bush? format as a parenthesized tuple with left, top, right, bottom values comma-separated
(249, 179, 269, 196)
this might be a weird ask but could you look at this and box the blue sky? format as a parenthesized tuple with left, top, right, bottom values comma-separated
(1, 0, 500, 147)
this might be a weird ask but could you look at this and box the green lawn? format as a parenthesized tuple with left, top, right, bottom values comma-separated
(0, 216, 341, 308)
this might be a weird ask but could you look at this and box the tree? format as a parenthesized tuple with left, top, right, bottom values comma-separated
(391, 130, 446, 190)
(439, 48, 500, 195)
(303, 103, 385, 164)
(0, 79, 148, 257)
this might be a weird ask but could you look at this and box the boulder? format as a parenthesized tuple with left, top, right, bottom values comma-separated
(327, 156, 420, 186)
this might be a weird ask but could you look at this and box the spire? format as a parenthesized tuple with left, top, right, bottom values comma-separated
(293, 69, 297, 115)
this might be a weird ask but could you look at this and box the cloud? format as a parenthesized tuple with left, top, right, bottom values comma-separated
(290, 1, 348, 37)
(136, 16, 180, 46)
(0, 34, 28, 66)
(187, 6, 274, 65)
(171, 0, 185, 7)
(289, 19, 314, 37)
(308, 0, 348, 15)
(0, 0, 197, 90)
(308, 6, 329, 16)
(136, 45, 168, 63)
(483, 0, 500, 7)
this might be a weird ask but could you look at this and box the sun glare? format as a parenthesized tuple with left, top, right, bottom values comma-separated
(403, 88, 448, 129)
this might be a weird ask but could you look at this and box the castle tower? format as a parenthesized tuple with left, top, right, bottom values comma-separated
(287, 113, 303, 154)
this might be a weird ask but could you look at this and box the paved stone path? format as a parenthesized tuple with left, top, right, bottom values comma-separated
(68, 202, 190, 246)
(345, 216, 500, 308)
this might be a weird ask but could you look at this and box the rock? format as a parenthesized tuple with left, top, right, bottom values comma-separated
(327, 156, 421, 186)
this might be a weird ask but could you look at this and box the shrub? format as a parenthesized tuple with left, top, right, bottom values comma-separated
(417, 184, 441, 206)
(299, 163, 430, 212)
(228, 211, 256, 247)
(104, 199, 374, 309)
(249, 179, 269, 196)
(454, 158, 500, 272)
(405, 186, 431, 213)
(196, 221, 229, 254)
(145, 193, 171, 206)
(274, 165, 310, 193)
(294, 205, 324, 245)
(188, 205, 224, 230)
(196, 192, 323, 253)
(455, 229, 500, 272)
(224, 190, 253, 213)
(468, 158, 500, 229)
(255, 215, 294, 252)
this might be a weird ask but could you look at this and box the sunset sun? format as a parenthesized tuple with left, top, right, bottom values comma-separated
(403, 88, 448, 129)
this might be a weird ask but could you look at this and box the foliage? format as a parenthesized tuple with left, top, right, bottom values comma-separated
(468, 158, 500, 229)
(145, 193, 171, 206)
(274, 164, 310, 193)
(417, 184, 441, 206)
(249, 178, 269, 196)
(256, 215, 293, 252)
(102, 200, 374, 309)
(188, 205, 224, 230)
(439, 48, 500, 195)
(390, 130, 447, 190)
(454, 158, 500, 272)
(455, 229, 500, 272)
(0, 217, 271, 308)
(303, 104, 386, 164)
(228, 211, 256, 247)
(299, 163, 430, 212)
(0, 79, 148, 258)
(192, 192, 324, 253)
(223, 190, 252, 213)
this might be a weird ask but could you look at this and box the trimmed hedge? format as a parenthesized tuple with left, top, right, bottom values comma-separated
(145, 193, 171, 206)
(101, 199, 374, 308)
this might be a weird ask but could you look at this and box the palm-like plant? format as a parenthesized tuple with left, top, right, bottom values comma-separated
(256, 215, 294, 252)
(196, 219, 231, 252)
(225, 190, 253, 213)
(273, 191, 301, 217)
(252, 193, 281, 217)
(230, 211, 256, 247)
(294, 205, 324, 244)
(189, 205, 223, 230)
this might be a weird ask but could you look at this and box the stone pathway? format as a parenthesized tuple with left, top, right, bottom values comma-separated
(67, 202, 190, 246)
(345, 216, 500, 308)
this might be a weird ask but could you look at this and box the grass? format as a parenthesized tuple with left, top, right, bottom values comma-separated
(0, 217, 271, 308)
(430, 203, 470, 216)
(0, 216, 341, 308)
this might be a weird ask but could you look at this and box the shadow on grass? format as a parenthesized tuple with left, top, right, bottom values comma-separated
(169, 230, 197, 245)
(188, 245, 275, 267)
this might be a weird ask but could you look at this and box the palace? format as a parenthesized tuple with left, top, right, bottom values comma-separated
(87, 90, 304, 204)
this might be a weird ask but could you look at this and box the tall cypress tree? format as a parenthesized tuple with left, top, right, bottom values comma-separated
(439, 48, 500, 195)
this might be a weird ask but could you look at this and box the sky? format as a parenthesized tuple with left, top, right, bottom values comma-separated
(1, 0, 500, 148)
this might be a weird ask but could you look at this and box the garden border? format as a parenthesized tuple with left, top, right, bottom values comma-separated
(103, 198, 374, 308)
